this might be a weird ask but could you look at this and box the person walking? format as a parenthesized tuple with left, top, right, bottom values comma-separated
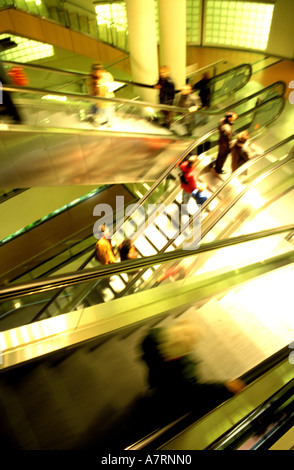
(90, 62, 115, 126)
(174, 84, 201, 135)
(231, 131, 251, 173)
(212, 111, 238, 175)
(193, 72, 211, 108)
(180, 155, 209, 209)
(154, 65, 175, 128)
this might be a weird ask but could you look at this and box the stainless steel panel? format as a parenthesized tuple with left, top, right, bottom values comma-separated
(0, 126, 184, 187)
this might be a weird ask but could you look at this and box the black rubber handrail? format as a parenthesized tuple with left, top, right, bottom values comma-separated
(0, 223, 293, 303)
(2, 77, 285, 117)
(206, 378, 294, 450)
(126, 344, 293, 451)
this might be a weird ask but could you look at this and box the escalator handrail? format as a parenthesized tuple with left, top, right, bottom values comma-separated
(113, 97, 289, 275)
(206, 378, 294, 450)
(199, 79, 286, 116)
(2, 59, 252, 95)
(1, 83, 189, 114)
(156, 139, 294, 263)
(113, 146, 294, 298)
(2, 78, 285, 117)
(199, 133, 294, 214)
(198, 147, 294, 241)
(115, 94, 287, 236)
(0, 223, 293, 302)
(127, 348, 293, 451)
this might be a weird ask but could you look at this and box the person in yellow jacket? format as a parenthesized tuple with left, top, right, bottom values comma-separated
(95, 224, 116, 265)
(90, 62, 115, 126)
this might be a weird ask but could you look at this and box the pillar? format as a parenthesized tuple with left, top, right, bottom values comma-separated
(158, 0, 186, 91)
(125, 0, 159, 103)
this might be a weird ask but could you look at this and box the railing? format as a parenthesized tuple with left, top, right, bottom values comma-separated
(0, 96, 285, 323)
(126, 344, 293, 450)
(1, 78, 286, 139)
(206, 378, 294, 450)
(0, 223, 293, 302)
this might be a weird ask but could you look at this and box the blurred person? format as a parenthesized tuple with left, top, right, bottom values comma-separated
(90, 62, 115, 126)
(0, 60, 23, 123)
(193, 72, 211, 108)
(180, 155, 209, 209)
(118, 238, 139, 262)
(211, 111, 238, 175)
(231, 131, 251, 173)
(7, 66, 29, 87)
(95, 224, 117, 265)
(140, 319, 246, 422)
(174, 84, 201, 135)
(154, 65, 175, 128)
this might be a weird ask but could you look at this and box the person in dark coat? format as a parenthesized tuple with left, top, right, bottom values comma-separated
(140, 320, 246, 423)
(231, 131, 251, 173)
(118, 238, 138, 262)
(154, 65, 175, 128)
(212, 111, 238, 174)
(193, 72, 211, 108)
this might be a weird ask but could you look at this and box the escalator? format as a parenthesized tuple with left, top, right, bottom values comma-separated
(0, 63, 285, 187)
(0, 85, 287, 282)
(0, 183, 136, 286)
(0, 231, 293, 449)
(21, 131, 293, 322)
(127, 348, 294, 451)
(0, 81, 286, 290)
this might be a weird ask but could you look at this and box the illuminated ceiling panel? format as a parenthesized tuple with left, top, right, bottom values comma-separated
(204, 0, 275, 51)
(0, 34, 54, 62)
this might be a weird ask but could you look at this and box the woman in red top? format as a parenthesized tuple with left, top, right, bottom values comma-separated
(180, 155, 208, 208)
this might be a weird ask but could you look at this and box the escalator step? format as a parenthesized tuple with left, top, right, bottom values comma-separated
(0, 382, 39, 449)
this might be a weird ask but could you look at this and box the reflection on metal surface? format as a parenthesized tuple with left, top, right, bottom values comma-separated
(0, 249, 293, 370)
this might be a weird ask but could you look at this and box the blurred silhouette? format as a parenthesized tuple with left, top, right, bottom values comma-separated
(180, 155, 209, 210)
(231, 130, 251, 174)
(140, 319, 246, 422)
(0, 60, 23, 123)
(118, 238, 139, 262)
(211, 111, 238, 175)
(7, 66, 29, 87)
(173, 84, 201, 135)
(154, 65, 175, 128)
(193, 72, 211, 108)
(89, 62, 115, 126)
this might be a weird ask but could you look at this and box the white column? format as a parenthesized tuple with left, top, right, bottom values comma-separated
(125, 0, 159, 103)
(158, 0, 186, 91)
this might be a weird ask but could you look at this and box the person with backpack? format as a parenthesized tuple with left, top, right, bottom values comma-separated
(180, 155, 209, 210)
